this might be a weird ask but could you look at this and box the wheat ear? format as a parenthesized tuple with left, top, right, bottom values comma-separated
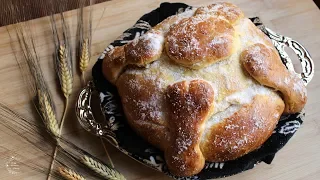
(79, 38, 89, 84)
(59, 167, 86, 180)
(82, 155, 126, 180)
(58, 45, 73, 99)
(57, 44, 73, 124)
(37, 90, 60, 137)
(48, 9, 74, 179)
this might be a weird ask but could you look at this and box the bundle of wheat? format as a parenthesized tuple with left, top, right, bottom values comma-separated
(4, 1, 123, 179)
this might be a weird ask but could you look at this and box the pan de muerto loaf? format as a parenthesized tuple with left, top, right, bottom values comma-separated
(102, 2, 307, 176)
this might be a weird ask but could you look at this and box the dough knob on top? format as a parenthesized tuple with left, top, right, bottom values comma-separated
(165, 15, 237, 69)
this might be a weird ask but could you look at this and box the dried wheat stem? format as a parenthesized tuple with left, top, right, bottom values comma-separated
(80, 38, 89, 84)
(59, 166, 86, 180)
(82, 73, 86, 85)
(47, 99, 69, 180)
(58, 45, 72, 131)
(47, 12, 73, 179)
(48, 45, 73, 180)
(39, 89, 60, 180)
(100, 138, 114, 168)
(61, 98, 69, 125)
(47, 148, 58, 180)
(57, 44, 72, 129)
(82, 155, 126, 180)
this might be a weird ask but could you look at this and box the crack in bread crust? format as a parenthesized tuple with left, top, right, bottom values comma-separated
(201, 94, 284, 161)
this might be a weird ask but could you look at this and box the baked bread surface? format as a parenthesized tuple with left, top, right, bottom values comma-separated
(102, 2, 307, 177)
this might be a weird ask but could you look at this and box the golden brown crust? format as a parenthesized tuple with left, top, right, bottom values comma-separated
(153, 12, 193, 33)
(236, 18, 274, 48)
(102, 46, 126, 84)
(116, 73, 169, 150)
(201, 94, 284, 161)
(124, 30, 164, 66)
(165, 16, 236, 69)
(241, 43, 307, 113)
(103, 30, 164, 84)
(195, 2, 244, 24)
(165, 80, 214, 176)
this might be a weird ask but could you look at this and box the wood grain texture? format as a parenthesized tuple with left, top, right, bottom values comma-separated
(0, 0, 110, 26)
(0, 0, 319, 179)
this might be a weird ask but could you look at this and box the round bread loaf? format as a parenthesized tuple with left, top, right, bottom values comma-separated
(102, 2, 307, 177)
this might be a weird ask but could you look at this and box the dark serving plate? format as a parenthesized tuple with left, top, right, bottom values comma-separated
(76, 3, 314, 180)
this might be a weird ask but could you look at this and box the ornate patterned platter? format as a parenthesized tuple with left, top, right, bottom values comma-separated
(76, 3, 314, 180)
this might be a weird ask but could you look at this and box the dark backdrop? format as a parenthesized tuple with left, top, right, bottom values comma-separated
(0, 0, 109, 27)
(0, 0, 319, 27)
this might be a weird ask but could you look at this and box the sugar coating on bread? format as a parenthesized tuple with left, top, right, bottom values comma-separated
(241, 43, 307, 113)
(165, 80, 214, 176)
(102, 2, 307, 177)
(125, 30, 164, 66)
(195, 2, 244, 24)
(165, 15, 236, 69)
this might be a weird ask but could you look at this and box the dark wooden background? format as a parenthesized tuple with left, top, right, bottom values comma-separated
(0, 0, 108, 27)
(1, 0, 319, 27)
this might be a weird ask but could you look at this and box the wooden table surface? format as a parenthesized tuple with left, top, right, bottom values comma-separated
(0, 0, 319, 179)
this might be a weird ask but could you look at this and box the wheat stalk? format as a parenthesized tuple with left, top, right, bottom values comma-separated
(0, 102, 125, 180)
(7, 4, 121, 180)
(78, 0, 93, 85)
(49, 45, 73, 180)
(77, 0, 114, 169)
(82, 155, 126, 180)
(59, 167, 86, 180)
(56, 44, 73, 125)
(10, 16, 63, 178)
(79, 38, 89, 83)
(51, 13, 73, 123)
(48, 11, 74, 180)
(38, 88, 61, 180)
